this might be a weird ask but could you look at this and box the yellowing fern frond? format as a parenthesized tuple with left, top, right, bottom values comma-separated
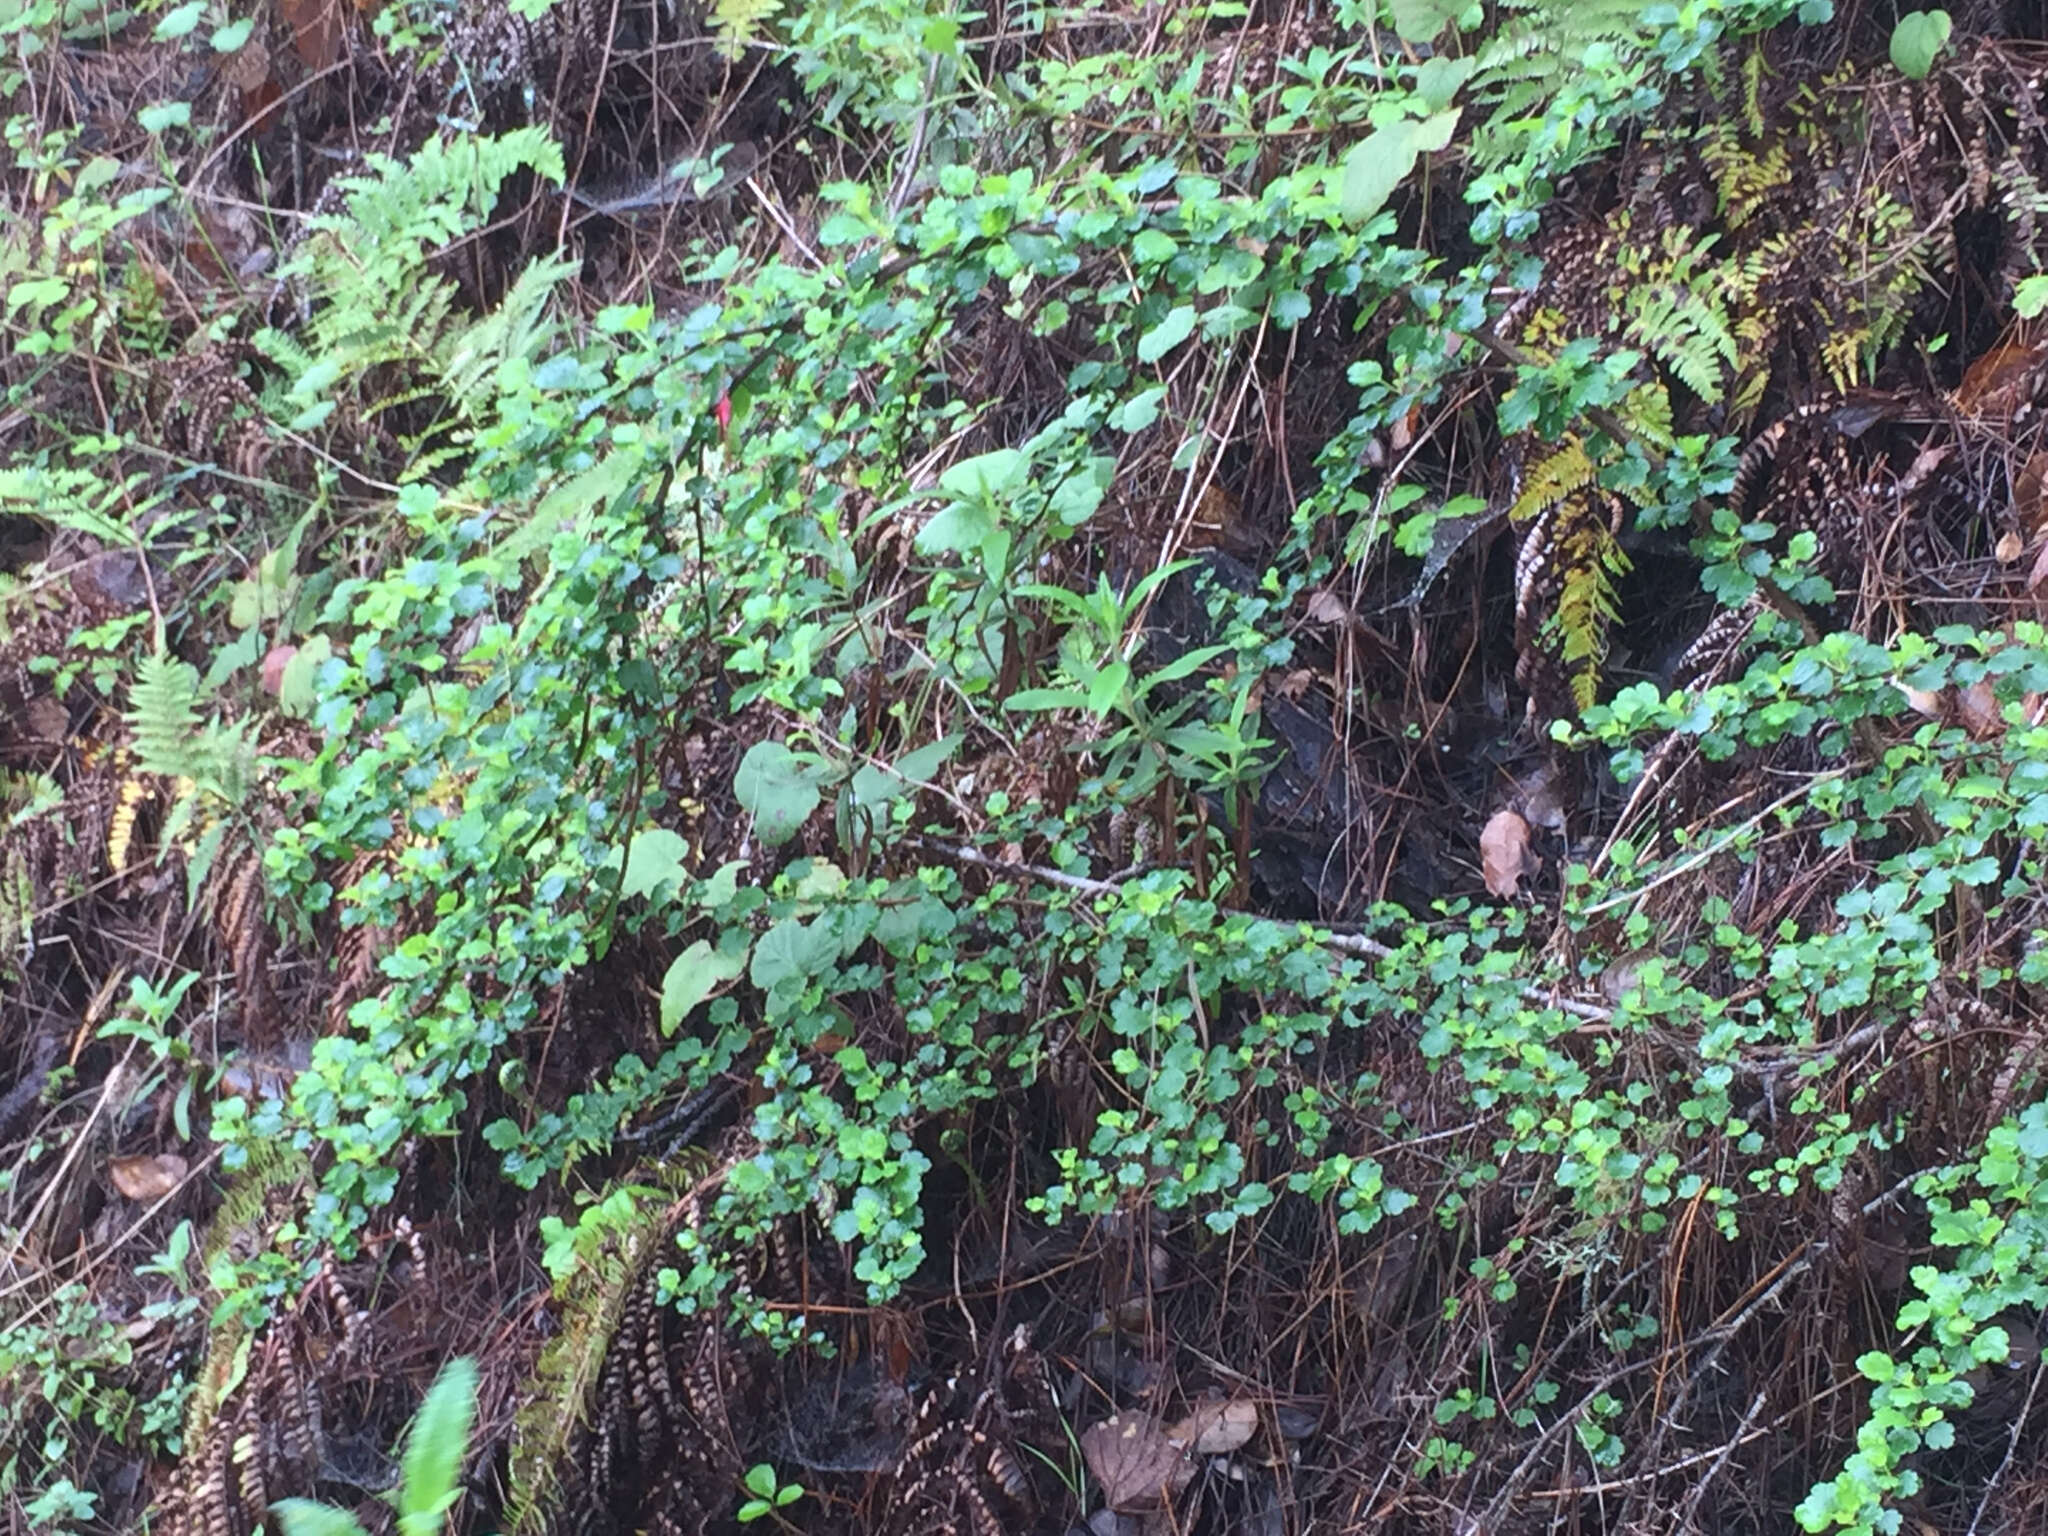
(1549, 497, 1632, 712)
(711, 0, 781, 61)
(107, 771, 153, 874)
(1512, 438, 1598, 524)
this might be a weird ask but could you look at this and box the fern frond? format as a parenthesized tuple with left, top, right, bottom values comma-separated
(1619, 380, 1674, 453)
(1512, 438, 1597, 524)
(1548, 497, 1632, 712)
(503, 1167, 702, 1536)
(127, 652, 254, 811)
(107, 772, 153, 873)
(129, 652, 205, 782)
(270, 129, 571, 468)
(710, 0, 781, 61)
(439, 255, 577, 404)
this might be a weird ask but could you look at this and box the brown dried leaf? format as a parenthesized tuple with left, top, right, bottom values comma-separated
(2029, 539, 2048, 594)
(2017, 453, 2048, 537)
(1304, 587, 1350, 626)
(1998, 530, 2026, 565)
(1168, 1397, 1258, 1456)
(282, 0, 345, 69)
(1957, 341, 2048, 422)
(219, 33, 270, 93)
(1958, 680, 2002, 740)
(1896, 681, 1945, 720)
(109, 1152, 188, 1200)
(1351, 1228, 1421, 1326)
(1516, 762, 1567, 833)
(1081, 1412, 1191, 1510)
(1479, 809, 1530, 899)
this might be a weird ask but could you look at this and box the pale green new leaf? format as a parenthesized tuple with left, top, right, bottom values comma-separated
(398, 1357, 477, 1536)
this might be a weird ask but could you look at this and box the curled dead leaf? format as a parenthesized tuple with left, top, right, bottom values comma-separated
(1081, 1412, 1191, 1511)
(2030, 539, 2048, 594)
(1896, 680, 1945, 720)
(1479, 809, 1531, 899)
(1275, 668, 1316, 700)
(108, 1152, 188, 1201)
(1998, 530, 2026, 565)
(1168, 1397, 1258, 1456)
(1304, 587, 1350, 626)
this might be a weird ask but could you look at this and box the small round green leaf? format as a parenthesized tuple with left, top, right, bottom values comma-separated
(1889, 11, 1952, 80)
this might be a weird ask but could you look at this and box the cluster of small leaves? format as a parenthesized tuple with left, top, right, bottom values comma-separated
(1796, 1098, 2048, 1534)
(195, 0, 1834, 1303)
(0, 1237, 199, 1536)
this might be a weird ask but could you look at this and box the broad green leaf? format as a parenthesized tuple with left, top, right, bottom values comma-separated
(1049, 456, 1114, 526)
(273, 1501, 371, 1536)
(1389, 0, 1464, 40)
(699, 859, 747, 910)
(751, 917, 840, 998)
(608, 828, 693, 902)
(892, 734, 960, 784)
(1138, 304, 1197, 364)
(139, 102, 192, 132)
(1087, 659, 1130, 713)
(851, 734, 960, 808)
(1148, 643, 1231, 685)
(1110, 387, 1167, 433)
(660, 936, 749, 1033)
(1131, 229, 1179, 264)
(1410, 108, 1461, 154)
(792, 860, 847, 901)
(152, 0, 203, 36)
(1889, 10, 1951, 79)
(397, 1357, 477, 1536)
(914, 499, 998, 556)
(1339, 124, 1420, 228)
(938, 447, 1028, 501)
(277, 635, 333, 717)
(1004, 687, 1089, 712)
(734, 742, 827, 845)
(1338, 111, 1456, 226)
(2015, 274, 2048, 319)
(1413, 54, 1477, 110)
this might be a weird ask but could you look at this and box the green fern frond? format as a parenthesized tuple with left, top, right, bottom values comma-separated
(129, 652, 205, 782)
(265, 129, 570, 467)
(127, 652, 253, 810)
(185, 1142, 313, 1453)
(1619, 380, 1674, 452)
(440, 255, 578, 405)
(710, 0, 781, 61)
(1625, 285, 1737, 401)
(503, 1166, 701, 1536)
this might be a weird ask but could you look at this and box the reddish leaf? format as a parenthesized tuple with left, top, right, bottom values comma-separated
(261, 644, 298, 696)
(282, 0, 345, 70)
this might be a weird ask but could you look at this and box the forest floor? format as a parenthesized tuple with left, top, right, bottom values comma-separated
(8, 1, 2048, 1534)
